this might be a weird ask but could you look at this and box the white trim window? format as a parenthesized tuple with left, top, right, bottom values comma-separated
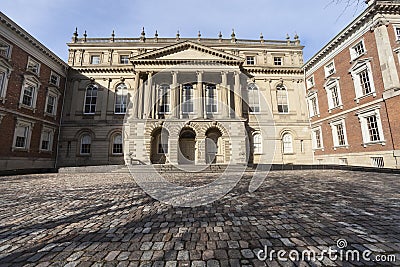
(112, 133, 123, 155)
(248, 83, 260, 113)
(324, 79, 343, 111)
(350, 40, 366, 60)
(276, 84, 289, 113)
(0, 62, 12, 101)
(206, 84, 218, 114)
(12, 118, 34, 151)
(306, 75, 315, 89)
(0, 70, 5, 99)
(312, 126, 324, 150)
(40, 126, 55, 152)
(44, 87, 60, 116)
(274, 57, 283, 66)
(27, 57, 40, 76)
(19, 75, 40, 110)
(90, 55, 101, 65)
(84, 84, 98, 114)
(330, 119, 348, 149)
(182, 84, 194, 114)
(0, 40, 12, 58)
(350, 59, 376, 102)
(307, 92, 320, 118)
(114, 83, 128, 114)
(253, 132, 262, 154)
(246, 56, 255, 65)
(324, 61, 336, 77)
(80, 134, 91, 155)
(394, 26, 400, 41)
(49, 71, 60, 87)
(357, 108, 385, 146)
(158, 84, 170, 114)
(282, 133, 293, 154)
(120, 55, 129, 64)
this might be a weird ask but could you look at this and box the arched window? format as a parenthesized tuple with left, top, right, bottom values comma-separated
(248, 83, 260, 113)
(276, 84, 289, 113)
(158, 84, 170, 114)
(182, 84, 193, 113)
(80, 134, 91, 154)
(112, 133, 123, 154)
(282, 133, 293, 154)
(253, 132, 262, 154)
(115, 83, 128, 114)
(206, 84, 217, 113)
(84, 84, 98, 114)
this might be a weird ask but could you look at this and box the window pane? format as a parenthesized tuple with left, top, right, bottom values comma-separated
(22, 85, 34, 106)
(277, 85, 289, 113)
(366, 115, 380, 142)
(182, 84, 193, 113)
(81, 135, 91, 154)
(248, 83, 260, 113)
(159, 84, 170, 114)
(115, 83, 128, 114)
(206, 84, 217, 113)
(85, 84, 98, 114)
(283, 133, 293, 154)
(359, 69, 372, 95)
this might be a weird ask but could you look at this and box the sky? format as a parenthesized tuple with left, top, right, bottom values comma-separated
(1, 0, 365, 62)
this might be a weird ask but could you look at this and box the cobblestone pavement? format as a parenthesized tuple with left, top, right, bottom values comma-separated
(0, 170, 399, 267)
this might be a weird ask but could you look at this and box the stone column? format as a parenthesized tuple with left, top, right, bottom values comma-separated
(221, 71, 229, 118)
(132, 72, 140, 119)
(143, 72, 153, 119)
(234, 71, 242, 118)
(196, 71, 204, 119)
(171, 71, 178, 118)
(137, 75, 144, 119)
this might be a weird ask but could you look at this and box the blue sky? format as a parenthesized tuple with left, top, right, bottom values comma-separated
(1, 0, 365, 61)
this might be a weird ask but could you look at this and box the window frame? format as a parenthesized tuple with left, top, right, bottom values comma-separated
(90, 55, 101, 65)
(205, 84, 218, 114)
(350, 60, 376, 102)
(282, 132, 294, 154)
(12, 118, 34, 152)
(246, 56, 255, 65)
(49, 71, 60, 87)
(307, 91, 320, 118)
(253, 132, 262, 155)
(306, 75, 315, 89)
(182, 84, 194, 114)
(111, 133, 123, 155)
(248, 83, 260, 114)
(114, 83, 128, 114)
(350, 39, 366, 61)
(0, 63, 12, 102)
(158, 84, 171, 115)
(274, 57, 283, 66)
(83, 84, 98, 115)
(39, 126, 55, 152)
(312, 126, 324, 150)
(394, 25, 400, 41)
(357, 108, 385, 147)
(80, 134, 92, 155)
(324, 60, 336, 78)
(324, 79, 343, 112)
(0, 40, 12, 59)
(26, 57, 41, 76)
(276, 84, 289, 114)
(329, 119, 349, 149)
(44, 87, 60, 116)
(19, 75, 40, 111)
(119, 55, 130, 64)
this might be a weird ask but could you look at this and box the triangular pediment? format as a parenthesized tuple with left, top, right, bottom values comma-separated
(349, 58, 371, 72)
(131, 41, 244, 64)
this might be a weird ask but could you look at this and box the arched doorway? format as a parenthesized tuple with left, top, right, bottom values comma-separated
(150, 128, 169, 164)
(205, 127, 222, 164)
(178, 128, 196, 164)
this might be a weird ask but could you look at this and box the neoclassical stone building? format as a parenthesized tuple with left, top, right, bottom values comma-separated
(58, 30, 313, 167)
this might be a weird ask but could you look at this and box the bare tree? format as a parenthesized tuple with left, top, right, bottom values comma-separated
(327, 0, 365, 20)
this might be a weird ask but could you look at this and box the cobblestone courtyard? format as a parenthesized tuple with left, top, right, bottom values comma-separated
(0, 170, 399, 267)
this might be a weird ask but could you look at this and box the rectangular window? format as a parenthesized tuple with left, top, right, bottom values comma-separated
(22, 85, 35, 107)
(40, 130, 52, 151)
(120, 55, 129, 64)
(0, 42, 11, 58)
(395, 27, 400, 41)
(336, 123, 346, 146)
(182, 85, 193, 113)
(366, 115, 380, 142)
(324, 62, 335, 77)
(351, 41, 365, 59)
(330, 86, 340, 108)
(339, 158, 348, 165)
(248, 84, 260, 113)
(206, 85, 218, 113)
(46, 95, 56, 114)
(371, 157, 384, 168)
(314, 129, 322, 149)
(90, 55, 100, 64)
(0, 71, 4, 95)
(246, 56, 255, 65)
(50, 72, 60, 86)
(15, 125, 28, 149)
(307, 76, 315, 89)
(253, 133, 262, 154)
(274, 57, 283, 66)
(359, 69, 372, 95)
(114, 86, 128, 114)
(309, 97, 318, 117)
(27, 58, 40, 75)
(158, 85, 170, 114)
(277, 86, 289, 113)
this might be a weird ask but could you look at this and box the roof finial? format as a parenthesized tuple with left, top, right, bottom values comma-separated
(140, 27, 146, 42)
(111, 30, 115, 42)
(83, 30, 87, 42)
(294, 32, 300, 45)
(260, 32, 264, 43)
(72, 27, 78, 43)
(231, 29, 236, 43)
(176, 30, 180, 41)
(286, 33, 291, 45)
(154, 30, 158, 42)
(198, 31, 201, 42)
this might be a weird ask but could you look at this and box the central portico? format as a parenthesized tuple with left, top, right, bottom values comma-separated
(124, 41, 249, 165)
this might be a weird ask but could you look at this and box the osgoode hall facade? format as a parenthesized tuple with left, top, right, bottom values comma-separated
(1, 0, 400, 172)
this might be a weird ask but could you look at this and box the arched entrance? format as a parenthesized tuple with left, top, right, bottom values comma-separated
(205, 127, 222, 164)
(150, 128, 169, 164)
(178, 128, 196, 164)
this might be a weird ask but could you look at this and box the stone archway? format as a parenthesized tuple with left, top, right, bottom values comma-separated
(178, 128, 196, 164)
(205, 127, 223, 164)
(150, 128, 169, 164)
